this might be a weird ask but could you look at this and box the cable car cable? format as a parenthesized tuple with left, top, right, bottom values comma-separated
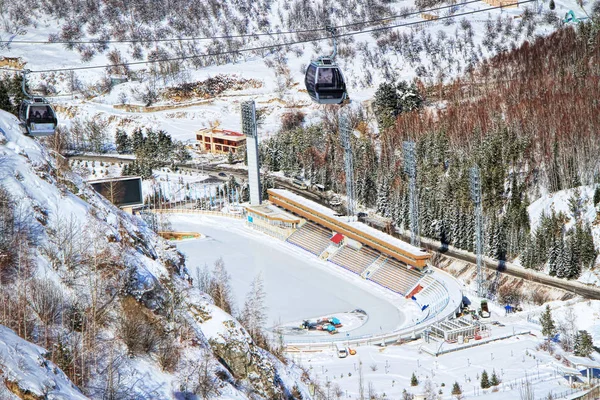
(0, 0, 489, 45)
(0, 0, 535, 75)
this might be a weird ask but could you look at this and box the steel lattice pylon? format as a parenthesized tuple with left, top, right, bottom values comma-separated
(403, 141, 420, 248)
(339, 113, 355, 218)
(470, 165, 484, 297)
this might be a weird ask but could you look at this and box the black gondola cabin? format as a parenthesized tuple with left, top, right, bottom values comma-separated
(305, 57, 347, 105)
(18, 97, 57, 137)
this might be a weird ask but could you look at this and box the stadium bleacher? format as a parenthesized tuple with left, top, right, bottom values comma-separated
(368, 259, 424, 296)
(329, 245, 379, 275)
(286, 221, 332, 256)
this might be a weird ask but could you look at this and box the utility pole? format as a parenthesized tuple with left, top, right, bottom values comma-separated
(470, 165, 484, 297)
(403, 141, 420, 247)
(241, 100, 261, 205)
(339, 112, 355, 218)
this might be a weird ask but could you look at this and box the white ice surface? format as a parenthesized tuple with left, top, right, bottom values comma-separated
(170, 215, 419, 341)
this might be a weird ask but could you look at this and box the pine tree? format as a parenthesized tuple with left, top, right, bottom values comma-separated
(579, 224, 598, 268)
(376, 176, 390, 216)
(131, 128, 144, 152)
(396, 80, 424, 112)
(8, 74, 27, 115)
(451, 382, 462, 396)
(540, 304, 556, 338)
(568, 189, 583, 221)
(480, 370, 490, 389)
(594, 186, 600, 206)
(373, 82, 399, 131)
(411, 372, 419, 386)
(115, 129, 132, 154)
(0, 80, 12, 113)
(490, 370, 500, 386)
(547, 238, 560, 276)
(549, 0, 555, 10)
(563, 236, 581, 280)
(227, 150, 235, 165)
(574, 330, 594, 357)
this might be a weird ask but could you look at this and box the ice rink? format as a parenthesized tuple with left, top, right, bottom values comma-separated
(171, 216, 410, 340)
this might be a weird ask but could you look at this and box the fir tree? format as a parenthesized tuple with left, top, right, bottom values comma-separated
(8, 74, 27, 115)
(490, 370, 500, 386)
(574, 330, 594, 357)
(579, 223, 597, 268)
(568, 189, 584, 221)
(451, 382, 462, 396)
(373, 82, 399, 131)
(540, 304, 556, 338)
(0, 80, 12, 113)
(376, 176, 390, 216)
(547, 238, 561, 276)
(131, 128, 144, 152)
(411, 372, 419, 386)
(396, 80, 424, 112)
(480, 370, 490, 389)
(549, 0, 555, 10)
(115, 129, 132, 154)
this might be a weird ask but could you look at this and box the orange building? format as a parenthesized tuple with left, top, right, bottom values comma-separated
(196, 127, 246, 154)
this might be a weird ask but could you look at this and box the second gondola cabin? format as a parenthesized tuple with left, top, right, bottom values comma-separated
(18, 97, 57, 137)
(305, 57, 347, 105)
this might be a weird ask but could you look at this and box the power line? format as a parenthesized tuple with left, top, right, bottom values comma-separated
(0, 0, 535, 74)
(0, 0, 483, 45)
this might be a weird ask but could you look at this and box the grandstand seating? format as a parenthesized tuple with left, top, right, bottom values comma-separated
(286, 222, 332, 256)
(368, 259, 424, 296)
(329, 245, 379, 275)
(415, 275, 447, 306)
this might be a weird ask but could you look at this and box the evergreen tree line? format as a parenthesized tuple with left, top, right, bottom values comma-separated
(119, 128, 190, 179)
(521, 210, 597, 279)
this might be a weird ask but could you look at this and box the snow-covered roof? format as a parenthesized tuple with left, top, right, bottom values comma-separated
(346, 219, 428, 257)
(246, 203, 301, 223)
(564, 354, 600, 368)
(268, 189, 429, 259)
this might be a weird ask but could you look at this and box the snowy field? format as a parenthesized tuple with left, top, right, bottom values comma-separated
(170, 215, 422, 341)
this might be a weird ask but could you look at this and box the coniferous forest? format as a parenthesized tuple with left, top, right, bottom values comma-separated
(260, 23, 600, 280)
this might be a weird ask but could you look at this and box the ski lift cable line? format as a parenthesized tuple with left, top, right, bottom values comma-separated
(0, 0, 536, 75)
(1, 0, 485, 45)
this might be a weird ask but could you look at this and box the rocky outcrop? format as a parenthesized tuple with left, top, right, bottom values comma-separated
(207, 319, 283, 399)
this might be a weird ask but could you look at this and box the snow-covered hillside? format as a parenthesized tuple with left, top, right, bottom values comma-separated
(0, 325, 87, 400)
(0, 110, 307, 399)
(2, 0, 596, 141)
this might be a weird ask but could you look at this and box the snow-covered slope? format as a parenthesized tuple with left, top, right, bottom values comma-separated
(0, 109, 306, 399)
(3, 0, 596, 141)
(0, 325, 87, 400)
